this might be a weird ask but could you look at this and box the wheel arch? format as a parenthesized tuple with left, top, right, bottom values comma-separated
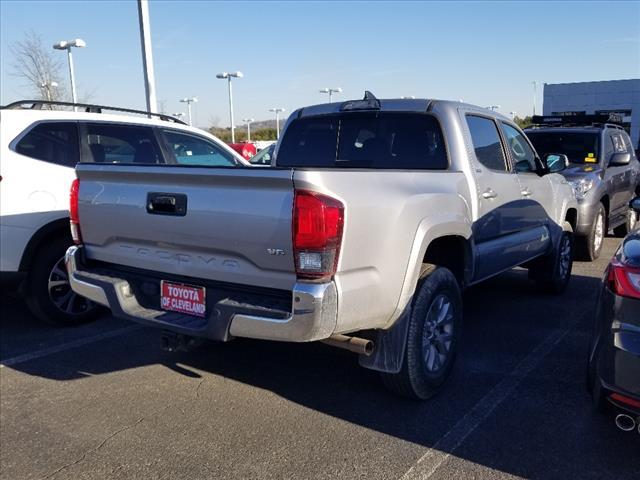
(383, 217, 473, 330)
(19, 217, 71, 273)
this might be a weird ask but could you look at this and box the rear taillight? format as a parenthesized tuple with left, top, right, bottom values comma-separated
(293, 190, 344, 281)
(69, 178, 82, 244)
(607, 259, 640, 299)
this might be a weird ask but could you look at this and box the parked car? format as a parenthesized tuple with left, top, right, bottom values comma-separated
(249, 142, 275, 165)
(228, 141, 257, 160)
(65, 93, 578, 399)
(0, 100, 246, 326)
(525, 115, 640, 260)
(588, 196, 640, 433)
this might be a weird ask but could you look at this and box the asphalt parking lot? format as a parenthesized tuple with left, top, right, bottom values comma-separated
(1, 236, 638, 480)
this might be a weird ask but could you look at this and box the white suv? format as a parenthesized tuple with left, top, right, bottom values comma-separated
(0, 100, 246, 325)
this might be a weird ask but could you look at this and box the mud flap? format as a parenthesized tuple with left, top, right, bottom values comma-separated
(358, 307, 412, 374)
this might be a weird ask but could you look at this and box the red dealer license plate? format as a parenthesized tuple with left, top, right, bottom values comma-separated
(160, 281, 206, 317)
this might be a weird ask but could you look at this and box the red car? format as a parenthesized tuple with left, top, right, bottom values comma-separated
(228, 142, 257, 160)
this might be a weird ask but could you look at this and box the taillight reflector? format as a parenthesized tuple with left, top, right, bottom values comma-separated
(607, 259, 640, 300)
(293, 190, 344, 281)
(69, 178, 82, 244)
(610, 393, 640, 409)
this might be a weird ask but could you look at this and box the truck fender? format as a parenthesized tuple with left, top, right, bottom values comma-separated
(359, 215, 472, 374)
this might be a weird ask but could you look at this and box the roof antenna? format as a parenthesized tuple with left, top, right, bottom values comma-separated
(363, 90, 377, 101)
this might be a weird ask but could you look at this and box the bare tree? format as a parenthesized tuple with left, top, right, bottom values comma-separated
(10, 31, 68, 104)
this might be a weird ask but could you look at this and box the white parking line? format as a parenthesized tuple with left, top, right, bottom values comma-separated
(399, 313, 583, 480)
(0, 325, 143, 368)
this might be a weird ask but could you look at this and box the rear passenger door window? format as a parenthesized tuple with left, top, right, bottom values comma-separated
(161, 130, 238, 166)
(83, 123, 162, 164)
(14, 122, 79, 167)
(466, 115, 508, 171)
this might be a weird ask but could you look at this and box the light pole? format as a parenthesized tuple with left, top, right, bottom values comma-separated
(40, 81, 58, 102)
(269, 108, 285, 139)
(319, 87, 342, 103)
(179, 97, 198, 126)
(216, 71, 243, 143)
(487, 105, 500, 112)
(53, 38, 85, 110)
(242, 118, 254, 141)
(532, 81, 537, 116)
(510, 111, 517, 120)
(172, 112, 185, 120)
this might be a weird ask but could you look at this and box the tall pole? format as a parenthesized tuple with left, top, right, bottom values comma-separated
(532, 81, 537, 116)
(187, 102, 192, 126)
(247, 121, 251, 141)
(66, 48, 77, 109)
(137, 0, 158, 115)
(276, 111, 280, 139)
(228, 77, 235, 143)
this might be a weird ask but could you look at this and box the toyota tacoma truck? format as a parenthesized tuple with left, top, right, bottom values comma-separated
(526, 114, 640, 261)
(66, 93, 578, 399)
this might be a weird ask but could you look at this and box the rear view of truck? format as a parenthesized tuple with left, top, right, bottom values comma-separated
(67, 94, 479, 399)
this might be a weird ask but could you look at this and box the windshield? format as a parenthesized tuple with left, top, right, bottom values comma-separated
(277, 112, 448, 169)
(526, 131, 599, 164)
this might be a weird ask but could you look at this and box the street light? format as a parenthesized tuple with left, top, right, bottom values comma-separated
(269, 108, 285, 139)
(40, 81, 58, 102)
(172, 112, 185, 120)
(242, 118, 254, 141)
(319, 87, 342, 103)
(179, 97, 198, 126)
(532, 81, 538, 116)
(216, 71, 243, 143)
(510, 111, 517, 120)
(53, 38, 86, 110)
(487, 105, 500, 112)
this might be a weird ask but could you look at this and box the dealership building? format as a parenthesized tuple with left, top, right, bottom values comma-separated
(543, 79, 640, 149)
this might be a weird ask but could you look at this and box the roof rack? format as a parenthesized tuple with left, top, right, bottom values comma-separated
(527, 113, 625, 130)
(0, 100, 188, 125)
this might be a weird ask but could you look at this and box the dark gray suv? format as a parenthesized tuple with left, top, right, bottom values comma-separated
(526, 115, 640, 260)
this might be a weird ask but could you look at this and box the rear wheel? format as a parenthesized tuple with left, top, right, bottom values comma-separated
(381, 265, 462, 400)
(25, 236, 100, 326)
(613, 205, 638, 237)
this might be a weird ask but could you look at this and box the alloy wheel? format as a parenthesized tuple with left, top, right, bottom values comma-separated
(421, 293, 455, 373)
(558, 234, 572, 280)
(593, 213, 604, 253)
(48, 256, 94, 315)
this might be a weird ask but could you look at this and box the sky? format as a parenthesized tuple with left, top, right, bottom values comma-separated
(1, 0, 639, 128)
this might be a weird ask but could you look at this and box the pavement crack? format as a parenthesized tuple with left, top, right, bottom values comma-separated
(40, 418, 144, 479)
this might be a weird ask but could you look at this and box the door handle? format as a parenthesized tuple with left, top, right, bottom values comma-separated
(482, 188, 498, 199)
(521, 188, 532, 197)
(147, 192, 187, 216)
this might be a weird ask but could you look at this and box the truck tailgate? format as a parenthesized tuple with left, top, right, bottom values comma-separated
(76, 165, 296, 291)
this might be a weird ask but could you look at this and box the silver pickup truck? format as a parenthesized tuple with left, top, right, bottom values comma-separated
(66, 94, 578, 399)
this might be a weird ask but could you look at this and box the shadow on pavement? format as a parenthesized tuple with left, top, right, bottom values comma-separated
(2, 268, 638, 479)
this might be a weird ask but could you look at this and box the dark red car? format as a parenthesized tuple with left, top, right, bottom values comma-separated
(228, 142, 257, 161)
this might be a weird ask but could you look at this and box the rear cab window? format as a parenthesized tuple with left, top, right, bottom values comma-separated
(14, 122, 79, 167)
(277, 112, 448, 169)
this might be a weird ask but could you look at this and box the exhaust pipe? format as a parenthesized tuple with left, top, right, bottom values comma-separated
(614, 414, 637, 432)
(322, 334, 374, 356)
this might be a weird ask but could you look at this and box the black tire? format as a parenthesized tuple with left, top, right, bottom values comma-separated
(381, 265, 462, 400)
(613, 205, 638, 237)
(578, 204, 606, 261)
(24, 235, 100, 326)
(535, 222, 573, 294)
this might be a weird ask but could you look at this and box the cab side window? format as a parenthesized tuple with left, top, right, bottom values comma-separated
(501, 123, 537, 173)
(14, 122, 79, 167)
(466, 115, 508, 172)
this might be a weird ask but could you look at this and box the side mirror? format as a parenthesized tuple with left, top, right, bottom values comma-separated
(543, 153, 569, 173)
(610, 152, 631, 167)
(631, 197, 640, 214)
